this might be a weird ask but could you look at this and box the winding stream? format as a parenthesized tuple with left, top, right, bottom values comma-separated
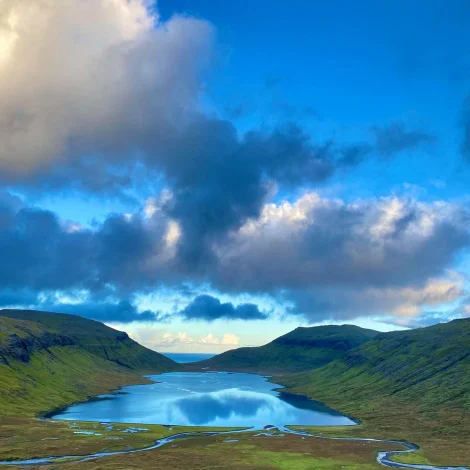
(0, 426, 468, 469)
(0, 372, 467, 469)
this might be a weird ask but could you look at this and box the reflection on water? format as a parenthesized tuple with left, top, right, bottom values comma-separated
(51, 372, 356, 427)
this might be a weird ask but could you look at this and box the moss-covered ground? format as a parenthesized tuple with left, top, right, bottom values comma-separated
(0, 422, 405, 469)
(284, 397, 470, 467)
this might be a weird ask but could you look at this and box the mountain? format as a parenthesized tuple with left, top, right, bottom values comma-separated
(277, 318, 470, 465)
(192, 324, 379, 373)
(280, 318, 470, 410)
(0, 309, 176, 371)
(0, 310, 179, 416)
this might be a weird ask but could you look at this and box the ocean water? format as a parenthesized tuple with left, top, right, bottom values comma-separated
(163, 352, 215, 363)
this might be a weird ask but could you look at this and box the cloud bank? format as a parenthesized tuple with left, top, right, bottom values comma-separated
(0, 189, 467, 324)
(0, 1, 467, 328)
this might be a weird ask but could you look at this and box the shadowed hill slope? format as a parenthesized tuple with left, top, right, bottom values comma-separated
(192, 324, 379, 373)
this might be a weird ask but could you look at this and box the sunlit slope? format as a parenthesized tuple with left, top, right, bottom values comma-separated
(195, 325, 379, 373)
(281, 318, 470, 410)
(0, 311, 179, 416)
(1, 309, 177, 372)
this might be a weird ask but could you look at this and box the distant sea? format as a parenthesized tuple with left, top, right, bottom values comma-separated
(162, 352, 215, 363)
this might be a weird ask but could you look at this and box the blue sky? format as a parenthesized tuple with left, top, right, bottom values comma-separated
(0, 0, 469, 352)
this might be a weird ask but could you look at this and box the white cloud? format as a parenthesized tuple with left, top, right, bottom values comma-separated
(211, 192, 469, 322)
(0, 0, 213, 176)
(198, 333, 240, 346)
(216, 192, 468, 291)
(221, 333, 239, 346)
(123, 324, 240, 352)
(199, 333, 219, 345)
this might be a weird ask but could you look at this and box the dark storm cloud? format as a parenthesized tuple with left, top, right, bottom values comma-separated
(0, 206, 94, 291)
(373, 122, 436, 157)
(1, 191, 468, 296)
(50, 300, 160, 323)
(0, 194, 166, 292)
(0, 190, 468, 323)
(0, 286, 160, 324)
(0, 289, 40, 308)
(161, 119, 350, 267)
(179, 295, 268, 321)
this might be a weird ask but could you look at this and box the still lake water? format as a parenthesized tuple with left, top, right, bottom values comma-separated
(51, 372, 356, 428)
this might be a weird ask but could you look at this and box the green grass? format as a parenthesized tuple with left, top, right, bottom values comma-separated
(0, 310, 180, 418)
(0, 427, 402, 469)
(276, 318, 470, 467)
(0, 418, 246, 462)
(1, 312, 468, 468)
(0, 346, 153, 417)
(192, 324, 378, 373)
(389, 452, 431, 465)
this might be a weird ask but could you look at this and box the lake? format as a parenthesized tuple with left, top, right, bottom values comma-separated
(50, 372, 356, 428)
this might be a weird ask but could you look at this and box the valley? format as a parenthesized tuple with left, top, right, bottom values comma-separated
(0, 310, 468, 469)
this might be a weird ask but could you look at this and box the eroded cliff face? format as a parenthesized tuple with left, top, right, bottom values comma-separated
(0, 331, 74, 365)
(0, 311, 179, 418)
(0, 310, 179, 372)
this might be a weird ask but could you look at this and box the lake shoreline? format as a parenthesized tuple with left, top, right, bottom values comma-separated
(1, 423, 468, 470)
(47, 371, 355, 428)
(30, 370, 468, 470)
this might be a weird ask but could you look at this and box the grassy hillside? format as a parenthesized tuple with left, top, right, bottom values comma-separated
(0, 311, 179, 417)
(278, 318, 470, 466)
(193, 325, 378, 373)
(281, 318, 470, 409)
(0, 309, 176, 372)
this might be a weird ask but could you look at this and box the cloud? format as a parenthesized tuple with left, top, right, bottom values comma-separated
(0, 289, 39, 307)
(199, 333, 239, 346)
(163, 121, 367, 269)
(52, 300, 160, 323)
(125, 326, 239, 352)
(0, 0, 213, 181)
(0, 288, 161, 323)
(285, 275, 464, 324)
(373, 122, 435, 157)
(0, 1, 406, 274)
(0, 191, 172, 292)
(214, 193, 469, 293)
(199, 333, 219, 345)
(179, 295, 268, 322)
(221, 333, 240, 345)
(0, 189, 468, 324)
(1, 1, 440, 280)
(161, 331, 194, 345)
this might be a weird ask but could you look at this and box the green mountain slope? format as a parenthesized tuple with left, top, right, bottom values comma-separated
(194, 324, 378, 373)
(0, 309, 176, 372)
(281, 318, 470, 410)
(277, 319, 470, 466)
(0, 311, 179, 417)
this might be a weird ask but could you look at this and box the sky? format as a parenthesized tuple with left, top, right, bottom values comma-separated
(0, 0, 470, 353)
